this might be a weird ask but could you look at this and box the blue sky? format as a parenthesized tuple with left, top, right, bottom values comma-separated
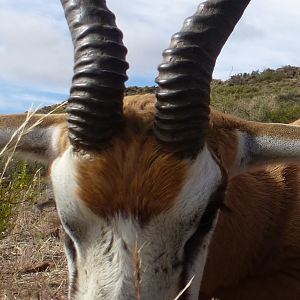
(1, 0, 300, 113)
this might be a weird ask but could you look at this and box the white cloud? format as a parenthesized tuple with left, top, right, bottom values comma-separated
(0, 0, 299, 99)
(111, 0, 300, 80)
(215, 0, 300, 78)
(109, 0, 207, 82)
(0, 1, 72, 92)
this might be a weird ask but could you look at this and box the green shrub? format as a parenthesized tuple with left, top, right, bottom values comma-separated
(264, 104, 300, 123)
(256, 69, 286, 82)
(0, 160, 43, 234)
(276, 92, 300, 103)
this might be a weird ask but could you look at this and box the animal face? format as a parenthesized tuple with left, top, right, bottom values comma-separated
(45, 0, 250, 296)
(50, 110, 225, 299)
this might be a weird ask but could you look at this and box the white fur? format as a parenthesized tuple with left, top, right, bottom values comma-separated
(253, 135, 300, 157)
(232, 131, 300, 176)
(172, 145, 222, 216)
(49, 125, 64, 159)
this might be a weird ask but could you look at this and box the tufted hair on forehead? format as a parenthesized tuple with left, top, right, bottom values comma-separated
(76, 94, 190, 223)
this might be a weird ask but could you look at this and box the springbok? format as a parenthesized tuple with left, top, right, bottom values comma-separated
(1, 0, 300, 299)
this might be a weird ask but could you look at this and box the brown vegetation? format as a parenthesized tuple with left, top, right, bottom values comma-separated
(0, 199, 68, 299)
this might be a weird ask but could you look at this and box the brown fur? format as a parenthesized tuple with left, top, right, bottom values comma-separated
(207, 121, 239, 172)
(210, 109, 300, 140)
(197, 116, 300, 299)
(76, 95, 189, 222)
(200, 164, 300, 299)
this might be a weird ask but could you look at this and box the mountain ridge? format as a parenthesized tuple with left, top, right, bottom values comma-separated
(37, 65, 300, 123)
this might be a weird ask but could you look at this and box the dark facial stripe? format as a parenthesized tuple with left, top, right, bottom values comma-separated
(179, 176, 228, 299)
(65, 233, 78, 299)
(103, 232, 114, 255)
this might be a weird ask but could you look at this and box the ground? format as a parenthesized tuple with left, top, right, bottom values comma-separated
(0, 199, 68, 299)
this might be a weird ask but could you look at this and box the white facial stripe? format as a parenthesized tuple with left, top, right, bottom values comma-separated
(49, 124, 64, 159)
(51, 147, 77, 211)
(172, 145, 223, 217)
(75, 217, 139, 300)
(51, 147, 96, 237)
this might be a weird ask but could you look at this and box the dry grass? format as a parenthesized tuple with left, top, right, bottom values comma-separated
(0, 198, 68, 299)
(0, 107, 68, 299)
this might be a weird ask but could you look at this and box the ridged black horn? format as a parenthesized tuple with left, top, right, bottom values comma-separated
(155, 0, 250, 158)
(61, 0, 129, 151)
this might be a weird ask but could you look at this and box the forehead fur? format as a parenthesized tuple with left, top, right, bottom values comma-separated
(76, 94, 190, 222)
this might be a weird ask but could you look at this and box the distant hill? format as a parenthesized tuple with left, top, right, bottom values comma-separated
(211, 65, 300, 123)
(37, 66, 300, 123)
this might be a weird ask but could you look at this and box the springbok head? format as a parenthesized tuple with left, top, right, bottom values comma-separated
(3, 0, 300, 299)
(54, 0, 250, 298)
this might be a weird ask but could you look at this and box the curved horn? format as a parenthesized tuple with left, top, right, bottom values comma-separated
(155, 0, 250, 158)
(61, 0, 129, 151)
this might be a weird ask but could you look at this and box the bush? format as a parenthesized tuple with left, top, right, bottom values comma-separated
(264, 104, 300, 123)
(257, 70, 286, 82)
(0, 160, 43, 234)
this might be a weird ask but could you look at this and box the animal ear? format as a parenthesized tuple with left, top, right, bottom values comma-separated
(211, 112, 300, 177)
(0, 113, 67, 164)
